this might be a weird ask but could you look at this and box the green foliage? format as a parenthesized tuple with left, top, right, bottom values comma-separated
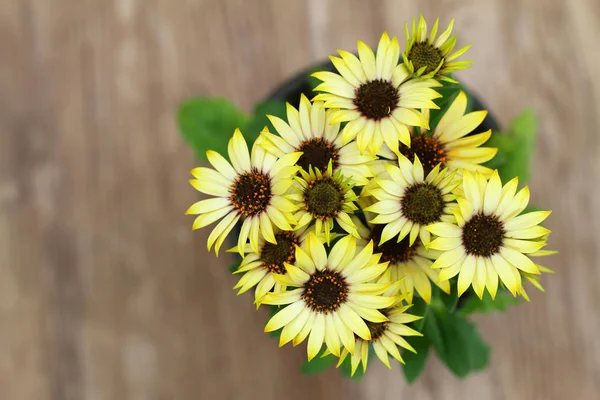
(484, 109, 539, 185)
(459, 290, 522, 315)
(401, 335, 430, 383)
(244, 100, 287, 142)
(425, 306, 490, 377)
(177, 98, 287, 162)
(178, 98, 250, 162)
(301, 351, 337, 374)
(339, 350, 367, 381)
(427, 80, 473, 131)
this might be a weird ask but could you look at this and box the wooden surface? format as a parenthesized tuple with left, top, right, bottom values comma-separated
(1, 0, 599, 399)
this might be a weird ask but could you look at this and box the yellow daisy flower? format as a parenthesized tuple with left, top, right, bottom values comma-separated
(336, 282, 423, 375)
(231, 228, 311, 305)
(399, 91, 497, 177)
(261, 234, 395, 360)
(311, 32, 441, 156)
(404, 15, 472, 82)
(364, 155, 461, 246)
(259, 94, 375, 186)
(426, 170, 552, 299)
(352, 209, 450, 304)
(186, 129, 301, 255)
(288, 162, 360, 243)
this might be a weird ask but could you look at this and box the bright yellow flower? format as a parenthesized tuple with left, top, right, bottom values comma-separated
(186, 129, 301, 255)
(259, 94, 375, 186)
(404, 15, 472, 82)
(364, 155, 461, 246)
(288, 162, 360, 243)
(336, 281, 423, 376)
(261, 234, 394, 361)
(231, 228, 315, 305)
(399, 91, 498, 177)
(353, 209, 450, 304)
(311, 32, 441, 156)
(426, 170, 552, 299)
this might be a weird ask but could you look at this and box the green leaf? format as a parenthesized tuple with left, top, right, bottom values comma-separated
(242, 100, 287, 146)
(459, 290, 521, 316)
(177, 97, 250, 162)
(339, 353, 367, 381)
(228, 258, 242, 273)
(401, 335, 430, 383)
(427, 80, 472, 131)
(484, 108, 539, 185)
(301, 352, 337, 374)
(427, 310, 490, 377)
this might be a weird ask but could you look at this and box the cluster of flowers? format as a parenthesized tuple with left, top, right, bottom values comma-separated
(187, 16, 553, 375)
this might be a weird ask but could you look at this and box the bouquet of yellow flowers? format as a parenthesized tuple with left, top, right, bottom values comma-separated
(178, 16, 554, 381)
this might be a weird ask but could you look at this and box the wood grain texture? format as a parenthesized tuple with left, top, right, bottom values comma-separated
(1, 0, 599, 399)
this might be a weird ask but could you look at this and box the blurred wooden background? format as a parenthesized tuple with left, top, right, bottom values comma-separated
(1, 0, 599, 399)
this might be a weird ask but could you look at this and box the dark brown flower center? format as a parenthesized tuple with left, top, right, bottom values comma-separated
(229, 168, 272, 216)
(365, 319, 389, 341)
(400, 135, 447, 175)
(304, 177, 344, 219)
(260, 231, 299, 274)
(401, 183, 445, 225)
(408, 41, 443, 75)
(354, 79, 400, 120)
(371, 225, 417, 264)
(302, 270, 349, 314)
(297, 138, 339, 172)
(462, 213, 506, 257)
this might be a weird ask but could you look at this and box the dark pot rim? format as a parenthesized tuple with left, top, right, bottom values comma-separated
(266, 60, 500, 134)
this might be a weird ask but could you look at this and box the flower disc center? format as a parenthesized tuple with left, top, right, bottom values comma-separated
(365, 319, 389, 341)
(302, 270, 349, 314)
(354, 79, 400, 120)
(297, 138, 339, 172)
(371, 225, 417, 264)
(400, 135, 447, 175)
(305, 177, 344, 219)
(408, 42, 443, 75)
(401, 183, 445, 225)
(260, 231, 299, 274)
(462, 213, 506, 257)
(230, 168, 272, 216)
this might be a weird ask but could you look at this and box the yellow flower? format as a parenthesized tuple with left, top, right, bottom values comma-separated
(426, 170, 553, 299)
(399, 91, 498, 177)
(288, 162, 360, 243)
(259, 94, 375, 186)
(352, 209, 450, 304)
(404, 15, 472, 82)
(186, 129, 301, 255)
(231, 229, 306, 305)
(336, 281, 423, 375)
(311, 32, 441, 156)
(364, 155, 461, 246)
(261, 234, 394, 361)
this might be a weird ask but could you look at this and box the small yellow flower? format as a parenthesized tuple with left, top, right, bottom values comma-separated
(365, 155, 461, 246)
(186, 129, 301, 255)
(404, 15, 472, 82)
(335, 280, 422, 376)
(426, 170, 552, 299)
(259, 94, 375, 186)
(288, 162, 360, 243)
(312, 32, 441, 156)
(399, 91, 498, 177)
(261, 234, 394, 360)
